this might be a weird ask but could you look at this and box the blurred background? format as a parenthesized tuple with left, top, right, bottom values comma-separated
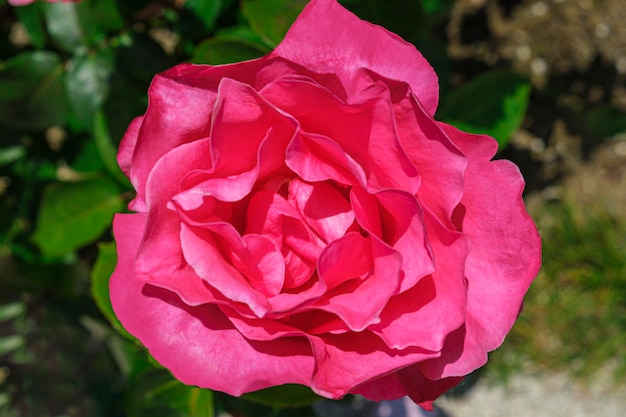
(0, 0, 625, 416)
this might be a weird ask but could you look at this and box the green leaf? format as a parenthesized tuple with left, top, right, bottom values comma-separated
(0, 302, 25, 323)
(0, 335, 24, 356)
(0, 51, 67, 131)
(91, 241, 136, 342)
(128, 369, 215, 417)
(420, 0, 454, 22)
(94, 111, 133, 188)
(184, 0, 222, 30)
(0, 146, 26, 167)
(71, 139, 106, 174)
(14, 3, 47, 49)
(585, 105, 626, 140)
(438, 70, 531, 149)
(65, 48, 114, 131)
(241, 0, 308, 47)
(42, 1, 96, 53)
(88, 0, 124, 32)
(243, 384, 321, 408)
(32, 178, 124, 257)
(191, 36, 269, 65)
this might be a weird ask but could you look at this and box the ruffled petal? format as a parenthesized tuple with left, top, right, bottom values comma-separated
(419, 124, 542, 379)
(308, 332, 439, 399)
(393, 92, 467, 226)
(110, 213, 314, 395)
(369, 210, 469, 352)
(353, 366, 462, 409)
(180, 223, 272, 317)
(128, 71, 217, 202)
(272, 0, 439, 115)
(288, 179, 354, 244)
(311, 236, 401, 331)
(262, 75, 420, 193)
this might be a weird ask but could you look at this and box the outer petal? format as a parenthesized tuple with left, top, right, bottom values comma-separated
(110, 213, 315, 395)
(419, 124, 542, 379)
(272, 0, 439, 115)
(308, 332, 439, 399)
(128, 71, 217, 202)
(353, 366, 462, 410)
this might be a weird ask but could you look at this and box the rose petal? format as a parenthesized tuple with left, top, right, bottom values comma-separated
(311, 237, 401, 331)
(117, 116, 143, 180)
(369, 210, 469, 352)
(180, 223, 272, 317)
(246, 190, 322, 288)
(173, 77, 297, 206)
(317, 232, 372, 290)
(374, 190, 434, 291)
(128, 72, 217, 203)
(308, 332, 439, 399)
(393, 92, 467, 226)
(134, 140, 218, 306)
(110, 214, 314, 395)
(286, 130, 366, 186)
(353, 366, 463, 408)
(263, 76, 420, 193)
(418, 124, 542, 379)
(288, 179, 355, 244)
(273, 0, 439, 115)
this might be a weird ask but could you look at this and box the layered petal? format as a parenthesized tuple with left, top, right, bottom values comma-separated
(419, 123, 542, 379)
(110, 214, 315, 394)
(263, 75, 420, 193)
(308, 331, 439, 399)
(273, 0, 439, 115)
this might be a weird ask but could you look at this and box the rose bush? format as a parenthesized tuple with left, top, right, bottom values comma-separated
(110, 0, 541, 408)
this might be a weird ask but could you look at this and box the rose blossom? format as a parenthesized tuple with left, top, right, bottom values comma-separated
(110, 0, 541, 408)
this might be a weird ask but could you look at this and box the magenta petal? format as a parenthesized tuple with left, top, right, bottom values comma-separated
(353, 366, 462, 408)
(394, 94, 467, 225)
(110, 214, 314, 394)
(272, 0, 439, 115)
(223, 305, 306, 341)
(128, 71, 217, 201)
(317, 232, 372, 289)
(289, 179, 354, 243)
(173, 77, 297, 206)
(374, 190, 434, 292)
(263, 76, 420, 193)
(419, 124, 542, 379)
(239, 234, 285, 296)
(117, 116, 143, 180)
(208, 77, 294, 176)
(180, 223, 271, 317)
(369, 211, 469, 352)
(134, 139, 212, 284)
(312, 237, 401, 331)
(308, 332, 439, 399)
(286, 131, 366, 186)
(245, 191, 321, 288)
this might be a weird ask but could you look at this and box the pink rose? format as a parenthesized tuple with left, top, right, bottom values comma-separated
(110, 0, 541, 408)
